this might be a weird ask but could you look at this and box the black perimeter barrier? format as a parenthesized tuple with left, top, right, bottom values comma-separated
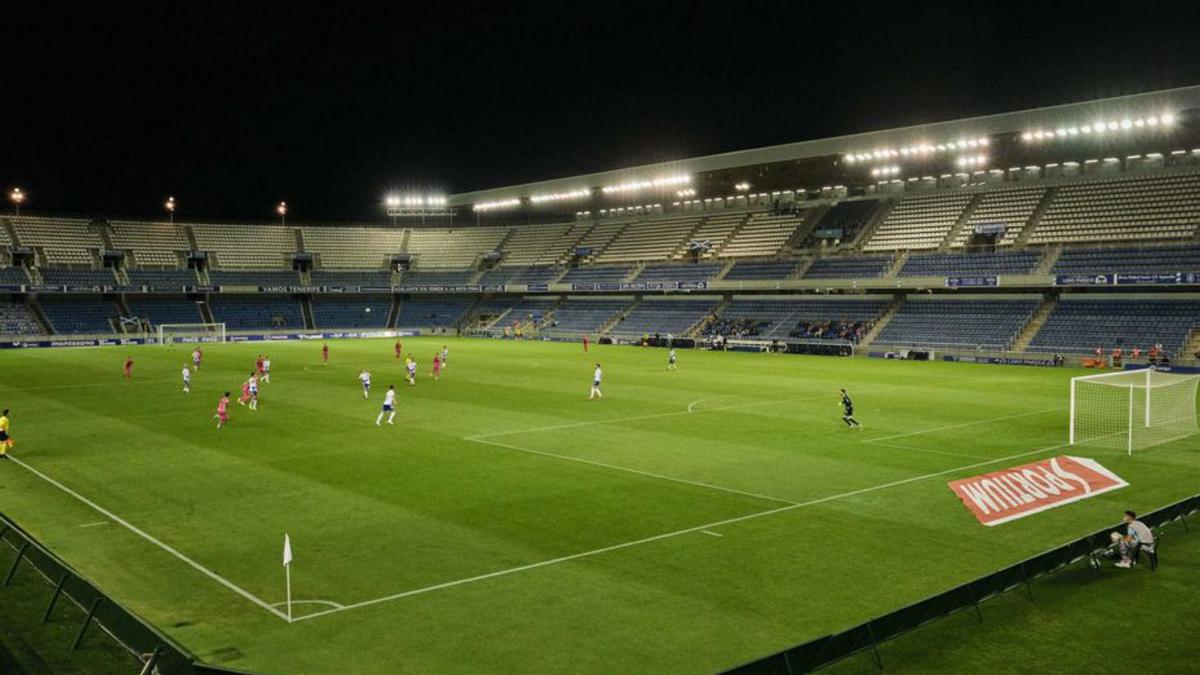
(724, 493, 1199, 674)
(0, 511, 253, 675)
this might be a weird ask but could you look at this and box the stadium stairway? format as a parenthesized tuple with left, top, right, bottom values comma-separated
(856, 294, 904, 349)
(784, 204, 829, 254)
(669, 218, 708, 259)
(301, 299, 316, 329)
(182, 224, 200, 251)
(711, 214, 751, 257)
(1011, 294, 1058, 352)
(27, 300, 53, 335)
(884, 251, 910, 279)
(386, 297, 401, 328)
(597, 298, 638, 335)
(1, 219, 18, 247)
(711, 259, 737, 281)
(1015, 187, 1058, 246)
(938, 193, 985, 251)
(198, 299, 217, 324)
(793, 256, 815, 279)
(851, 199, 895, 251)
(1034, 244, 1062, 275)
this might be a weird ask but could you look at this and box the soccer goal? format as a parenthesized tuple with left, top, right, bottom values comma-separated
(1070, 368, 1200, 454)
(157, 323, 227, 345)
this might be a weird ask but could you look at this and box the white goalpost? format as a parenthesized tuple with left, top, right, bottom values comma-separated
(1070, 368, 1200, 455)
(156, 323, 227, 345)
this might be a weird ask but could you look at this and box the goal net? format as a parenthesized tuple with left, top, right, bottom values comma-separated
(157, 323, 227, 345)
(1070, 368, 1200, 454)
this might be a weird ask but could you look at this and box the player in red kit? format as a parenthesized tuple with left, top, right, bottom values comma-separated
(238, 377, 252, 406)
(123, 356, 134, 380)
(395, 340, 403, 360)
(432, 354, 442, 381)
(322, 343, 329, 365)
(583, 335, 589, 352)
(213, 391, 230, 429)
(255, 355, 265, 376)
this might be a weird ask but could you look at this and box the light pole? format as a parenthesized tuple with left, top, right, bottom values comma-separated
(385, 196, 400, 226)
(165, 196, 176, 224)
(277, 201, 287, 226)
(10, 187, 25, 217)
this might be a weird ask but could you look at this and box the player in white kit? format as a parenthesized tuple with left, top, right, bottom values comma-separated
(589, 363, 603, 400)
(375, 385, 397, 426)
(359, 369, 372, 399)
(182, 365, 191, 393)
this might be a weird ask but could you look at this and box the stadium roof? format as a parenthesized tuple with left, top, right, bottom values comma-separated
(448, 85, 1200, 208)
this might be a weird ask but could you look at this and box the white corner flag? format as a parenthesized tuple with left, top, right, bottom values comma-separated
(283, 534, 293, 622)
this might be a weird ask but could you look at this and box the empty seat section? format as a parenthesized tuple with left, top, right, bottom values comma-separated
(573, 222, 628, 263)
(209, 270, 300, 286)
(478, 266, 562, 285)
(126, 269, 198, 287)
(109, 221, 190, 266)
(723, 260, 799, 281)
(399, 270, 477, 285)
(0, 267, 29, 285)
(38, 296, 117, 334)
(311, 295, 392, 328)
(634, 263, 720, 284)
(302, 226, 406, 269)
(497, 223, 580, 267)
(596, 216, 701, 263)
(1030, 171, 1200, 244)
(719, 211, 804, 258)
(395, 297, 475, 328)
(311, 270, 393, 287)
(803, 255, 893, 279)
(560, 266, 633, 284)
(208, 296, 304, 330)
(611, 300, 716, 336)
(545, 299, 628, 333)
(405, 228, 510, 268)
(39, 268, 117, 286)
(864, 193, 973, 251)
(875, 298, 1040, 349)
(679, 213, 745, 260)
(952, 186, 1045, 247)
(192, 223, 297, 269)
(804, 200, 880, 246)
(1051, 244, 1200, 275)
(126, 297, 204, 326)
(899, 250, 1041, 277)
(1028, 298, 1200, 355)
(12, 217, 102, 266)
(0, 300, 43, 335)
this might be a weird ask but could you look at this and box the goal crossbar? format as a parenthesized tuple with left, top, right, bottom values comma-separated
(157, 323, 227, 345)
(1070, 368, 1200, 455)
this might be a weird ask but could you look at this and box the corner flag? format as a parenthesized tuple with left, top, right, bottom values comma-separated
(283, 534, 293, 622)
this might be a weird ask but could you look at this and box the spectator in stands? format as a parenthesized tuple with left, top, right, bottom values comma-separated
(1132, 346, 1142, 361)
(1053, 353, 1065, 367)
(1112, 346, 1123, 367)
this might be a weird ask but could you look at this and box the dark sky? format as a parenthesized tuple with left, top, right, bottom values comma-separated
(4, 2, 1199, 222)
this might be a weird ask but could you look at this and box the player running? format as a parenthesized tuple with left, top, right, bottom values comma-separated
(359, 369, 372, 399)
(248, 373, 260, 411)
(214, 392, 230, 429)
(322, 343, 329, 365)
(840, 389, 861, 429)
(405, 356, 417, 385)
(432, 354, 442, 381)
(440, 345, 449, 368)
(394, 339, 403, 361)
(123, 356, 134, 380)
(238, 376, 252, 406)
(182, 364, 192, 393)
(255, 355, 265, 378)
(375, 385, 397, 426)
(192, 347, 202, 370)
(667, 348, 677, 371)
(262, 355, 272, 383)
(589, 363, 603, 400)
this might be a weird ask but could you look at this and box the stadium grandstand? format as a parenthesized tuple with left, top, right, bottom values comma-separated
(3, 85, 1200, 365)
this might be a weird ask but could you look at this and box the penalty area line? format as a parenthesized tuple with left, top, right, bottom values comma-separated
(291, 440, 1070, 624)
(863, 407, 1066, 444)
(6, 455, 291, 622)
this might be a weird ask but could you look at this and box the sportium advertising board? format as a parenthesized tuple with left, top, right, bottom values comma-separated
(948, 456, 1128, 526)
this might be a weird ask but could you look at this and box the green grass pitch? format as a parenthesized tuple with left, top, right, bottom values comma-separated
(0, 337, 1197, 673)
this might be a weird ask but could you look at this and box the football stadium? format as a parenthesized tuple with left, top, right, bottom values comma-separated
(3, 10, 1200, 675)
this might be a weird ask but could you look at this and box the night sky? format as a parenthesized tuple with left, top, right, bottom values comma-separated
(4, 3, 1199, 222)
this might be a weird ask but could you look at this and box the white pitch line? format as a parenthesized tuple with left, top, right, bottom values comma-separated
(686, 395, 738, 413)
(292, 440, 1069, 623)
(270, 599, 345, 609)
(78, 521, 111, 528)
(6, 455, 290, 622)
(466, 436, 798, 505)
(863, 407, 1066, 444)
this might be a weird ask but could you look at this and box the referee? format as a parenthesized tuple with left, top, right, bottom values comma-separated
(840, 389, 861, 429)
